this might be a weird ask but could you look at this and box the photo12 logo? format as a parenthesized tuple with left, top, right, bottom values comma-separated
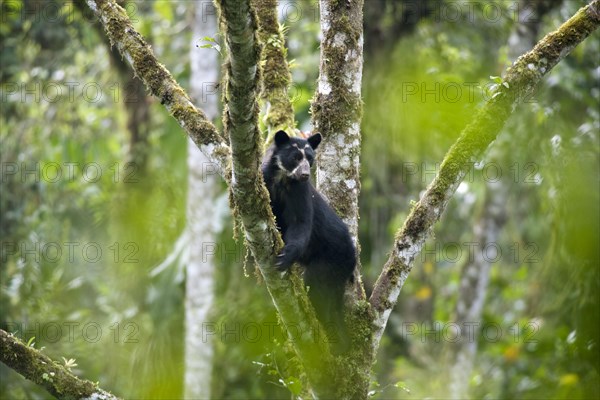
(5, 321, 140, 344)
(1, 162, 140, 184)
(1, 241, 140, 264)
(400, 320, 541, 344)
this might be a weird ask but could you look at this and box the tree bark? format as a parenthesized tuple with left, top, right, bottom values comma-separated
(184, 2, 222, 398)
(0, 329, 118, 400)
(312, 0, 364, 247)
(311, 0, 369, 308)
(369, 0, 600, 353)
(254, 0, 296, 140)
(307, 1, 375, 398)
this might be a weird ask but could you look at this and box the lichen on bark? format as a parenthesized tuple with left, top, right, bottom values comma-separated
(308, 0, 374, 398)
(311, 0, 364, 270)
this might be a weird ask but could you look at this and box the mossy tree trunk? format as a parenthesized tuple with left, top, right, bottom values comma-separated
(311, 0, 363, 247)
(254, 0, 296, 141)
(3, 0, 598, 398)
(310, 0, 374, 397)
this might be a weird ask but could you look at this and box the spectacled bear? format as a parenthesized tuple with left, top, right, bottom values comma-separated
(262, 130, 356, 352)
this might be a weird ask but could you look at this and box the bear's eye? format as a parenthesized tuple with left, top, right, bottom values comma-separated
(295, 153, 303, 161)
(306, 154, 313, 163)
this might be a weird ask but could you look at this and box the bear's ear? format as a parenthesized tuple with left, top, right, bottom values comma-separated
(274, 130, 290, 147)
(307, 133, 322, 150)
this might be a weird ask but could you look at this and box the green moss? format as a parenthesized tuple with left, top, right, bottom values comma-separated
(254, 0, 295, 139)
(348, 300, 374, 343)
(0, 331, 104, 398)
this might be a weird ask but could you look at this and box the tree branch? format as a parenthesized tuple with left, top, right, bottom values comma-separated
(85, 0, 231, 177)
(253, 0, 296, 140)
(216, 0, 335, 395)
(0, 329, 118, 399)
(369, 0, 600, 352)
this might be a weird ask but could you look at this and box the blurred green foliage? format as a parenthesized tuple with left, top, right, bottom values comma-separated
(1, 0, 598, 399)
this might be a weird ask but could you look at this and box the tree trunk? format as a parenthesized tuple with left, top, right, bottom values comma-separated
(216, 0, 338, 396)
(184, 2, 222, 398)
(447, 179, 508, 398)
(310, 1, 374, 398)
(254, 0, 296, 140)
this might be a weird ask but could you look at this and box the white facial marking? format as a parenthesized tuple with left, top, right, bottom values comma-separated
(276, 155, 286, 171)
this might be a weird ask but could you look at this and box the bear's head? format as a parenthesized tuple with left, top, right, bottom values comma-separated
(272, 130, 322, 182)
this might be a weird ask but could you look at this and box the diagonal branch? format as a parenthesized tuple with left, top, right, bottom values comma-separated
(0, 329, 118, 399)
(254, 0, 296, 140)
(216, 0, 336, 395)
(86, 0, 231, 177)
(369, 0, 600, 352)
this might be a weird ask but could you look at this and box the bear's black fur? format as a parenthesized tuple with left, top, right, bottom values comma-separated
(262, 130, 356, 351)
